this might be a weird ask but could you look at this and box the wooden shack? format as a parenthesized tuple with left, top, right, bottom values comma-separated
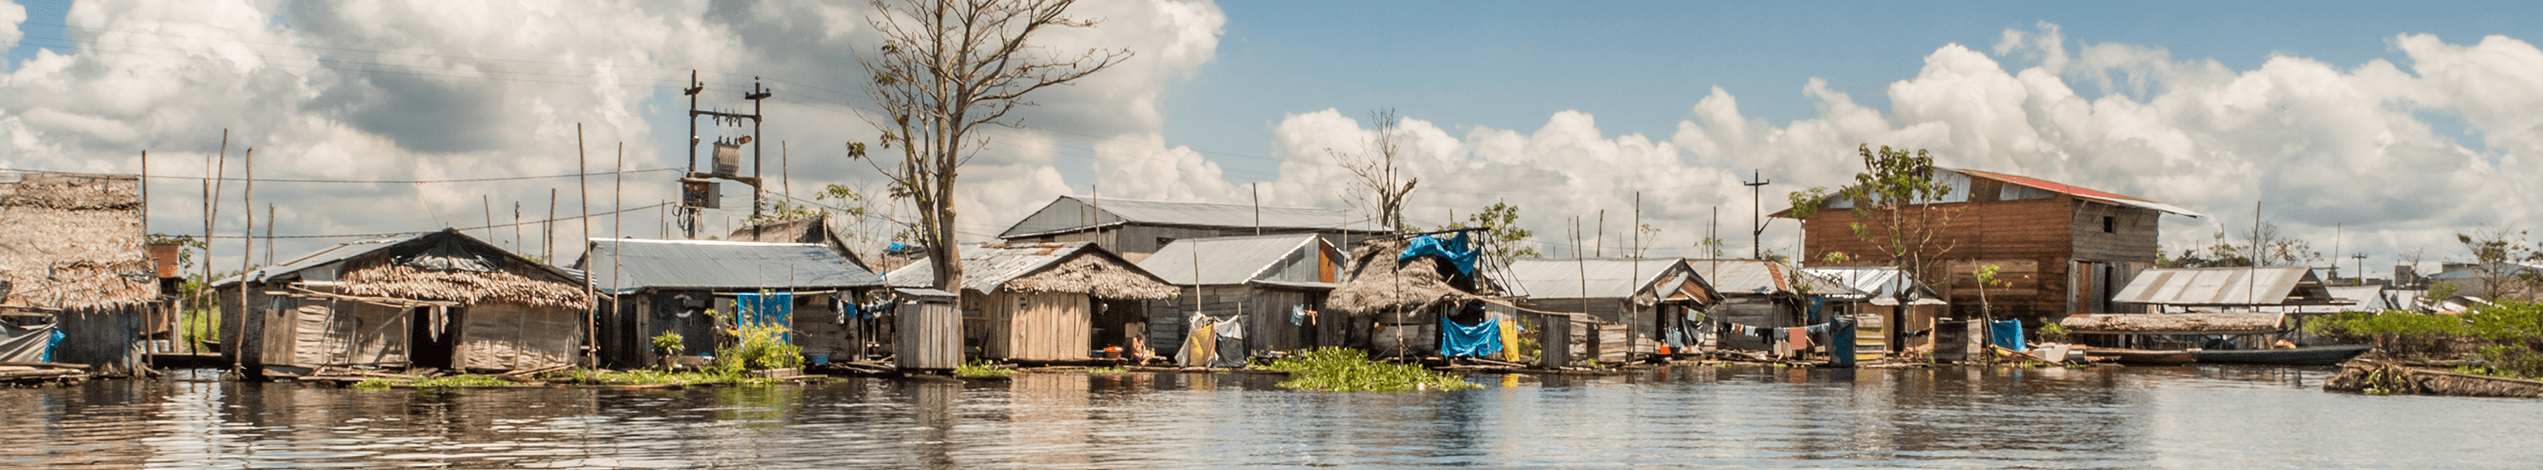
(1135, 234, 1346, 360)
(1325, 236, 1505, 359)
(0, 171, 154, 376)
(1684, 259, 1851, 353)
(215, 229, 590, 377)
(1803, 266, 1947, 361)
(1780, 167, 2202, 321)
(1494, 258, 1717, 364)
(887, 242, 1178, 362)
(995, 195, 1392, 263)
(579, 238, 887, 368)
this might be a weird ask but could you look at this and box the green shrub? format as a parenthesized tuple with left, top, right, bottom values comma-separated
(1260, 347, 1479, 392)
(955, 359, 1014, 378)
(2312, 301, 2543, 378)
(712, 308, 802, 374)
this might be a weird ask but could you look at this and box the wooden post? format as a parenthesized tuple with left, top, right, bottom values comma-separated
(204, 131, 225, 356)
(578, 124, 595, 367)
(483, 195, 495, 241)
(546, 189, 558, 263)
(237, 148, 252, 373)
(264, 204, 274, 265)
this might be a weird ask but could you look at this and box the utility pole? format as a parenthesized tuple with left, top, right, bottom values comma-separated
(679, 72, 773, 236)
(2353, 253, 2368, 286)
(1744, 170, 1770, 259)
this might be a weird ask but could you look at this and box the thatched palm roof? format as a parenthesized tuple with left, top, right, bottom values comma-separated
(222, 229, 591, 310)
(1327, 238, 1490, 315)
(0, 172, 156, 310)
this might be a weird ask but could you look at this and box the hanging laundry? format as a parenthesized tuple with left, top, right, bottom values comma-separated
(1439, 316, 1504, 358)
(1214, 315, 1248, 368)
(1290, 304, 1309, 326)
(1178, 318, 1217, 367)
(1497, 316, 1524, 362)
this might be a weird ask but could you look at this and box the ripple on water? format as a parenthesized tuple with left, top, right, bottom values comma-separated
(1, 365, 2539, 468)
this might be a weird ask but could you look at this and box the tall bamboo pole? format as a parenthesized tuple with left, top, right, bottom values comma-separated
(578, 124, 595, 367)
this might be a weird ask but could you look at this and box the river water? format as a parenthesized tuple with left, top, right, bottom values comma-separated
(4, 365, 2538, 469)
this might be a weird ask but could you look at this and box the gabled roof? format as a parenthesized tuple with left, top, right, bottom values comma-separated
(1137, 234, 1335, 286)
(885, 242, 1177, 299)
(222, 229, 526, 286)
(1802, 266, 1946, 305)
(723, 213, 874, 272)
(579, 238, 884, 295)
(1493, 258, 1707, 301)
(2110, 267, 2339, 306)
(214, 229, 591, 309)
(997, 195, 1388, 239)
(1948, 168, 2204, 218)
(1683, 259, 1856, 297)
(1775, 167, 2202, 218)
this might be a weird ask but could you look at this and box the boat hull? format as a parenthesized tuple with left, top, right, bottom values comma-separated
(2192, 344, 2374, 366)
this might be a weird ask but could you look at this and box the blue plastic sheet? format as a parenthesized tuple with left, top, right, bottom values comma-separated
(735, 292, 794, 343)
(1439, 316, 1504, 358)
(1990, 319, 2025, 352)
(1830, 319, 1856, 367)
(1398, 232, 1480, 276)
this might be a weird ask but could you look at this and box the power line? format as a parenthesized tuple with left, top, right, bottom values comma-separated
(201, 202, 674, 239)
(2, 166, 681, 184)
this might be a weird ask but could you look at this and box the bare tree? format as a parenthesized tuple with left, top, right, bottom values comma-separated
(1330, 109, 1418, 233)
(2456, 224, 2540, 300)
(852, 0, 1131, 294)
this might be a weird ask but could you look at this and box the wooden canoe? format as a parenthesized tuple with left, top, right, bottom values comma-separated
(2083, 348, 2195, 365)
(2192, 344, 2375, 366)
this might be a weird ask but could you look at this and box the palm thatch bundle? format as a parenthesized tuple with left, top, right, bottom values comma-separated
(1004, 254, 1177, 299)
(339, 262, 591, 310)
(0, 172, 156, 310)
(2058, 313, 2284, 334)
(1326, 238, 1479, 315)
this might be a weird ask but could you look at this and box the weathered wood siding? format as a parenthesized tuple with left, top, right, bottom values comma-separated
(1142, 285, 1319, 358)
(791, 293, 855, 360)
(49, 305, 144, 375)
(897, 298, 961, 369)
(452, 303, 580, 371)
(976, 291, 1091, 361)
(283, 301, 409, 368)
(1710, 296, 1800, 351)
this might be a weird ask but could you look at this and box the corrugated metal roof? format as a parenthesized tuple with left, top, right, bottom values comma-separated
(884, 242, 1109, 292)
(220, 232, 429, 285)
(1948, 168, 2205, 218)
(1680, 259, 1854, 296)
(1802, 266, 1945, 305)
(2110, 267, 2330, 306)
(1493, 258, 1688, 299)
(998, 195, 1400, 238)
(582, 238, 883, 295)
(1137, 234, 1322, 286)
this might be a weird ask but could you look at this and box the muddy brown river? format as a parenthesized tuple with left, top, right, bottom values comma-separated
(4, 365, 2538, 468)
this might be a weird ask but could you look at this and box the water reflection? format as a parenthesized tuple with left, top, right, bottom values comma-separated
(3, 365, 2540, 468)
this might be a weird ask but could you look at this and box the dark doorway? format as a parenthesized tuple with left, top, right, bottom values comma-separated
(407, 307, 458, 369)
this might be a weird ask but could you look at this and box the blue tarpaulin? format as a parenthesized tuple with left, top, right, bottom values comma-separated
(1440, 316, 1504, 358)
(1830, 319, 1856, 367)
(1990, 319, 2024, 352)
(736, 292, 794, 343)
(1399, 232, 1480, 276)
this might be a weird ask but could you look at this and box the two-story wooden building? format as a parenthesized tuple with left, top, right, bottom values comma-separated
(1781, 168, 2202, 320)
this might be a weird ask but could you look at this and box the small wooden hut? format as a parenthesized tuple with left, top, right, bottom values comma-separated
(0, 171, 154, 375)
(1135, 234, 1346, 360)
(1684, 259, 1854, 353)
(1803, 266, 1947, 360)
(887, 242, 1178, 362)
(215, 229, 590, 377)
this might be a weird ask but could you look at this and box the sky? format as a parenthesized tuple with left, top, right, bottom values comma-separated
(2, 0, 2540, 279)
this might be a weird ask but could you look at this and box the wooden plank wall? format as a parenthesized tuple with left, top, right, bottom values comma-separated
(48, 304, 144, 375)
(453, 303, 579, 371)
(896, 299, 962, 369)
(791, 293, 855, 360)
(983, 291, 1091, 361)
(1804, 195, 2175, 319)
(284, 301, 409, 368)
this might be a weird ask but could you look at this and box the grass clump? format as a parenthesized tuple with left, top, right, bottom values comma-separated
(352, 374, 516, 390)
(955, 359, 1014, 378)
(1260, 347, 1479, 392)
(569, 369, 788, 386)
(1079, 366, 1129, 374)
(2310, 300, 2543, 378)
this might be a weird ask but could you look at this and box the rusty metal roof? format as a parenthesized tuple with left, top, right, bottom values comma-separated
(2110, 267, 2337, 306)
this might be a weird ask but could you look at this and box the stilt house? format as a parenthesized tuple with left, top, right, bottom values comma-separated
(1779, 168, 2203, 320)
(1135, 234, 1348, 361)
(1493, 258, 1717, 363)
(995, 196, 1394, 263)
(887, 242, 1178, 362)
(216, 229, 591, 377)
(579, 238, 887, 368)
(0, 171, 154, 375)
